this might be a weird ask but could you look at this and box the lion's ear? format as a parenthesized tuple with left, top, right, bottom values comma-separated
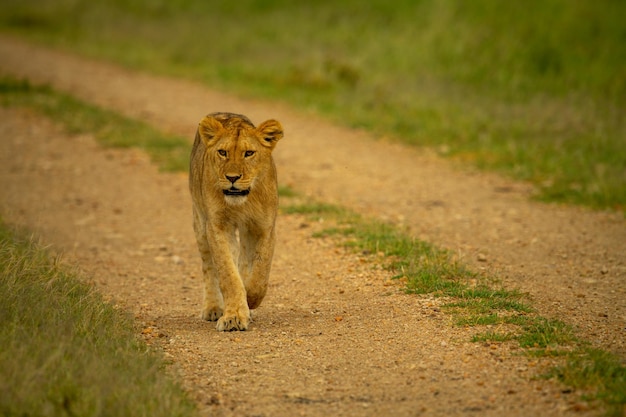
(198, 116, 224, 147)
(257, 119, 283, 149)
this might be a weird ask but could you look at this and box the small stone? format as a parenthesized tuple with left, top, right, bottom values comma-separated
(208, 393, 222, 405)
(600, 266, 609, 275)
(477, 253, 488, 262)
(569, 402, 589, 412)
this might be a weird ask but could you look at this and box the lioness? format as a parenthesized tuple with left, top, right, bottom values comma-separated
(189, 112, 284, 331)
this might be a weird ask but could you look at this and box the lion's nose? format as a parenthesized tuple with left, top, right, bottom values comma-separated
(225, 174, 241, 184)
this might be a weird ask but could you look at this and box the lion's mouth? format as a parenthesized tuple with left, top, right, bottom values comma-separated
(223, 187, 250, 197)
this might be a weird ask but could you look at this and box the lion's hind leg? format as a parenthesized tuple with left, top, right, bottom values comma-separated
(239, 226, 274, 310)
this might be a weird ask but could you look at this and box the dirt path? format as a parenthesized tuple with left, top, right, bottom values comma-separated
(1, 36, 625, 416)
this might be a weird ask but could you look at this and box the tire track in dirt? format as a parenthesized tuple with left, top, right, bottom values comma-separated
(1, 36, 624, 415)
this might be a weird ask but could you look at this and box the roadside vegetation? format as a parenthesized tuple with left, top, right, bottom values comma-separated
(0, 77, 189, 172)
(0, 222, 198, 417)
(1, 0, 625, 212)
(282, 197, 626, 417)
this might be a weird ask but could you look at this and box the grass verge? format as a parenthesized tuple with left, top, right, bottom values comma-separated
(1, 0, 625, 211)
(0, 221, 198, 417)
(547, 348, 626, 417)
(0, 76, 190, 172)
(283, 195, 625, 416)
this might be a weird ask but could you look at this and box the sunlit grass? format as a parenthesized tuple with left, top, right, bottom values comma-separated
(547, 348, 626, 417)
(1, 0, 624, 211)
(0, 76, 190, 172)
(0, 222, 198, 417)
(282, 196, 625, 415)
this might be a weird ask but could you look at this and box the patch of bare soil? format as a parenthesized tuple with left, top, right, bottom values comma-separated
(1, 36, 624, 416)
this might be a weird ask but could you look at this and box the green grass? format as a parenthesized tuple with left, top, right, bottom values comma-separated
(286, 200, 535, 318)
(283, 198, 625, 415)
(286, 201, 473, 294)
(0, 76, 190, 172)
(1, 0, 625, 211)
(548, 348, 626, 417)
(0, 222, 198, 417)
(471, 331, 515, 344)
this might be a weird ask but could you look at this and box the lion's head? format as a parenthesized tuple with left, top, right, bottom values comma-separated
(197, 113, 283, 205)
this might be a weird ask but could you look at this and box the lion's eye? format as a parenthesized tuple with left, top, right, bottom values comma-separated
(244, 150, 255, 158)
(217, 150, 227, 157)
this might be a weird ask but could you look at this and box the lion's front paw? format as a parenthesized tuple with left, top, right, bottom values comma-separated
(216, 311, 250, 331)
(201, 306, 223, 322)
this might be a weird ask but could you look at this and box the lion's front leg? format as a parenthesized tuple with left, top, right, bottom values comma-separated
(209, 226, 250, 331)
(193, 209, 224, 321)
(215, 262, 250, 331)
(200, 262, 224, 322)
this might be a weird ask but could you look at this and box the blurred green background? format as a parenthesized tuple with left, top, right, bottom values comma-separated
(1, 0, 625, 211)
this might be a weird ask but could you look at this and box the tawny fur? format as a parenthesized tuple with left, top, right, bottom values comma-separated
(189, 112, 284, 331)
